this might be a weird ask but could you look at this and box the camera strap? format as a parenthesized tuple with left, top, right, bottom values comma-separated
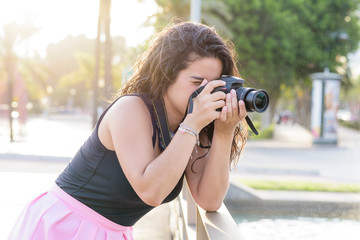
(152, 98, 172, 150)
(186, 87, 203, 114)
(245, 116, 259, 135)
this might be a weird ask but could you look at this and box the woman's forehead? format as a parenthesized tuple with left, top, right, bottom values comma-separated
(187, 57, 223, 80)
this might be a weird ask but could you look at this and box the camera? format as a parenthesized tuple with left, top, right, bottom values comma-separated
(187, 75, 269, 135)
(197, 75, 269, 113)
(215, 75, 269, 112)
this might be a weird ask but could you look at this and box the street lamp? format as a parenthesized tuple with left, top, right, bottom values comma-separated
(190, 0, 202, 23)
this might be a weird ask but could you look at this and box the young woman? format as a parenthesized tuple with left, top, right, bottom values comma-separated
(9, 20, 248, 240)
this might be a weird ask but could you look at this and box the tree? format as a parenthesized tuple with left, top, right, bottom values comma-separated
(92, 0, 113, 126)
(223, 0, 360, 127)
(44, 35, 95, 108)
(149, 0, 360, 128)
(57, 53, 95, 108)
(45, 35, 127, 111)
(151, 0, 233, 36)
(0, 21, 38, 141)
(20, 58, 52, 111)
(42, 33, 127, 113)
(45, 35, 95, 81)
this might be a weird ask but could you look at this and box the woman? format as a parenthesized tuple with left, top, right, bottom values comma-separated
(9, 20, 248, 240)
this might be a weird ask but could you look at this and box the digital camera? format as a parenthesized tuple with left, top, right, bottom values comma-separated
(198, 75, 269, 113)
(188, 75, 269, 135)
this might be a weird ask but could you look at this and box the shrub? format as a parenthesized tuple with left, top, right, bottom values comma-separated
(338, 119, 360, 131)
(248, 121, 274, 140)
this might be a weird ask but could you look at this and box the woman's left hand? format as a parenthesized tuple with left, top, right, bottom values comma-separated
(214, 89, 247, 135)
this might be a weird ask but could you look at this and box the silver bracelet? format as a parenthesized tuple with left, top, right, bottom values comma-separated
(178, 123, 200, 146)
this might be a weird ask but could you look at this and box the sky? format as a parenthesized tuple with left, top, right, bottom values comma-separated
(0, 0, 158, 57)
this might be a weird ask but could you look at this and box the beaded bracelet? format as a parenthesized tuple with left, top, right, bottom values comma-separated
(178, 123, 200, 146)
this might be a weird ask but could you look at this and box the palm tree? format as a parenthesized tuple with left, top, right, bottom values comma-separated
(0, 21, 37, 141)
(93, 0, 112, 127)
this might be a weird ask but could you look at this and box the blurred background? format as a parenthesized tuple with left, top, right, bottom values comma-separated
(0, 0, 359, 138)
(1, 0, 360, 239)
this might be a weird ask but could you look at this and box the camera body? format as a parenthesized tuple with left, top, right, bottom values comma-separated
(188, 75, 269, 134)
(209, 75, 269, 113)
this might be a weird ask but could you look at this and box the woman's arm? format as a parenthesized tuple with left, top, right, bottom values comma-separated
(100, 96, 197, 207)
(185, 90, 247, 211)
(99, 81, 226, 207)
(185, 131, 233, 211)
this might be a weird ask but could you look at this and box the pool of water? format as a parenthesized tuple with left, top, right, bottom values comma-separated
(235, 216, 360, 240)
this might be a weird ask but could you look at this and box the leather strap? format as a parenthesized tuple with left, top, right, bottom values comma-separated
(152, 98, 172, 150)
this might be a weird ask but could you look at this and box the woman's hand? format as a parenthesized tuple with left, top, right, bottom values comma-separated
(215, 89, 247, 135)
(183, 79, 227, 133)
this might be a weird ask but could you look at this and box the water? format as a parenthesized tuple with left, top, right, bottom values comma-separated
(235, 216, 360, 240)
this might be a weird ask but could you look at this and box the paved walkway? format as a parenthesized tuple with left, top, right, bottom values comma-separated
(234, 123, 360, 185)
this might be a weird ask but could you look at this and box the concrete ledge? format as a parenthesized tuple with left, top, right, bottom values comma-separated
(225, 181, 360, 220)
(225, 181, 261, 201)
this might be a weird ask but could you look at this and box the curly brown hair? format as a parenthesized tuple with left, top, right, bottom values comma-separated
(120, 20, 247, 166)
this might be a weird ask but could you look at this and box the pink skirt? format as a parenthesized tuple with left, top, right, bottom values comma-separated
(8, 184, 133, 240)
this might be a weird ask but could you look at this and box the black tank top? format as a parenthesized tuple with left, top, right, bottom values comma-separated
(55, 94, 184, 226)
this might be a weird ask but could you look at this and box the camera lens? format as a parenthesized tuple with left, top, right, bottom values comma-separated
(242, 89, 269, 113)
(254, 92, 267, 110)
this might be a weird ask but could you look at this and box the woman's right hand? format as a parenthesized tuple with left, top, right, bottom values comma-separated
(183, 79, 227, 133)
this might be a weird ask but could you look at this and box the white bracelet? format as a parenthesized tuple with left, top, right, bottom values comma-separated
(178, 123, 200, 146)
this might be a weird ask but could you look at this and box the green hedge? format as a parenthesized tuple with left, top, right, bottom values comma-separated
(237, 179, 360, 193)
(248, 121, 274, 140)
(338, 119, 360, 131)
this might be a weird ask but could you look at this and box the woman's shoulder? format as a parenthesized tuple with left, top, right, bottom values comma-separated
(109, 94, 151, 120)
(98, 94, 154, 151)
